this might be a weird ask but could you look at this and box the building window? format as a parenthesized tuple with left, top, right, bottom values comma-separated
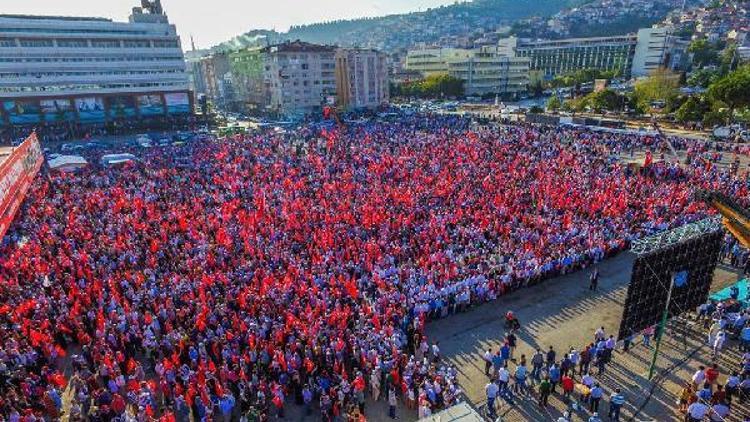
(19, 39, 53, 47)
(153, 40, 180, 49)
(123, 40, 152, 48)
(91, 39, 121, 48)
(56, 39, 89, 48)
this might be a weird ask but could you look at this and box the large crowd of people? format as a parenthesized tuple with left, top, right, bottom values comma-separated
(0, 114, 749, 421)
(0, 115, 206, 146)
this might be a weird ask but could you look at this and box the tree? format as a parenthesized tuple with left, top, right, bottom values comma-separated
(392, 74, 465, 99)
(675, 96, 710, 123)
(632, 69, 680, 114)
(688, 39, 720, 68)
(687, 68, 721, 88)
(708, 65, 750, 124)
(546, 95, 562, 112)
(420, 74, 464, 98)
(587, 89, 622, 113)
(703, 110, 728, 127)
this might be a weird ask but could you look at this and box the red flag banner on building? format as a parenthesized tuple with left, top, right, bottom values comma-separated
(0, 132, 44, 240)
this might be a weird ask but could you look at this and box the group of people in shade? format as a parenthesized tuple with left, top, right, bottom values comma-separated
(0, 113, 749, 421)
(484, 324, 626, 422)
(677, 298, 750, 422)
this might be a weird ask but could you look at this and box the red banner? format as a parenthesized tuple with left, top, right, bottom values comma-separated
(0, 133, 44, 240)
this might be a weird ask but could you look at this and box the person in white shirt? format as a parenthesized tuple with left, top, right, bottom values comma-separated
(431, 342, 441, 363)
(692, 366, 706, 387)
(418, 402, 432, 419)
(686, 401, 709, 422)
(595, 327, 605, 342)
(485, 382, 499, 416)
(483, 349, 492, 376)
(713, 331, 726, 360)
(497, 365, 511, 392)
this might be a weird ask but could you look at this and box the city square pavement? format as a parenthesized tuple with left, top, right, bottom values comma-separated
(426, 252, 747, 421)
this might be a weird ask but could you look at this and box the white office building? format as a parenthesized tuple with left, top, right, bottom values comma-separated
(631, 26, 674, 78)
(0, 0, 191, 126)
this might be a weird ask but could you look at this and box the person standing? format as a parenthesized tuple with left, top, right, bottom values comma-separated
(546, 346, 557, 368)
(686, 400, 709, 422)
(485, 381, 499, 417)
(371, 368, 381, 401)
(642, 326, 654, 348)
(589, 268, 599, 291)
(388, 388, 398, 419)
(580, 345, 592, 376)
(497, 364, 511, 393)
(514, 362, 528, 397)
(608, 388, 625, 421)
(539, 377, 552, 407)
(507, 332, 517, 360)
(561, 374, 575, 403)
(549, 363, 561, 393)
(531, 349, 544, 383)
(590, 383, 604, 413)
(483, 349, 493, 376)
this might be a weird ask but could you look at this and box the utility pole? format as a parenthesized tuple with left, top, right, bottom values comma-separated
(648, 276, 675, 380)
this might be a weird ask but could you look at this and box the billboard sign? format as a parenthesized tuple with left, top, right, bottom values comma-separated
(5, 100, 41, 125)
(106, 96, 137, 119)
(164, 93, 191, 114)
(40, 99, 75, 123)
(137, 94, 165, 116)
(0, 132, 44, 239)
(75, 97, 106, 122)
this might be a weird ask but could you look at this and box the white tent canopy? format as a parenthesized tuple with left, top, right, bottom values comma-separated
(47, 155, 87, 171)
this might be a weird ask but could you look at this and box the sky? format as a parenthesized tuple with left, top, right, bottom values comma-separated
(7, 0, 458, 50)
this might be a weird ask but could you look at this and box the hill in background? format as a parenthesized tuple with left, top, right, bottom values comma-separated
(212, 0, 591, 52)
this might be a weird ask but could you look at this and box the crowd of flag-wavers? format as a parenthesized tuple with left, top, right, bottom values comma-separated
(1, 113, 750, 421)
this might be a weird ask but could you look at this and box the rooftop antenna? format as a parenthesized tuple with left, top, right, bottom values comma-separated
(141, 0, 164, 15)
(191, 34, 196, 51)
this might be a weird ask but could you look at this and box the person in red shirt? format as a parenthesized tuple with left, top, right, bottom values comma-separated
(705, 364, 720, 386)
(561, 375, 575, 402)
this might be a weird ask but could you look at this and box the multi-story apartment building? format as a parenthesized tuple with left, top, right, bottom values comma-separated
(508, 35, 638, 79)
(229, 47, 267, 112)
(0, 0, 191, 126)
(335, 48, 389, 110)
(263, 41, 337, 116)
(199, 52, 234, 111)
(446, 47, 530, 97)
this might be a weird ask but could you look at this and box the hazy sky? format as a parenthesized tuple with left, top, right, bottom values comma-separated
(7, 0, 457, 49)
